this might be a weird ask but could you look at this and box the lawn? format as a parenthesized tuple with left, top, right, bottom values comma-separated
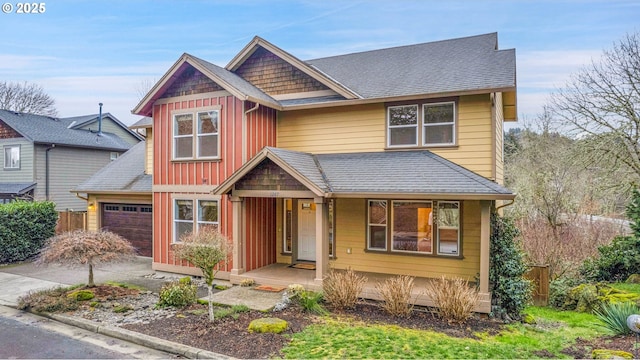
(281, 306, 609, 359)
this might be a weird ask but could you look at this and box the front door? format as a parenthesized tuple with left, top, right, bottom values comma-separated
(297, 200, 316, 261)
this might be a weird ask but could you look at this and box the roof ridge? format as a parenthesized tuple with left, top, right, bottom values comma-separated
(306, 32, 498, 62)
(312, 154, 334, 192)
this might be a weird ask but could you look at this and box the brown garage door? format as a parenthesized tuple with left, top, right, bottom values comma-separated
(101, 203, 152, 257)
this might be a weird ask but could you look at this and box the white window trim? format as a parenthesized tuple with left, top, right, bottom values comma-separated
(172, 106, 222, 161)
(436, 200, 461, 256)
(172, 195, 221, 243)
(422, 101, 456, 147)
(390, 200, 433, 254)
(387, 105, 418, 148)
(173, 113, 194, 160)
(4, 145, 20, 170)
(367, 199, 388, 251)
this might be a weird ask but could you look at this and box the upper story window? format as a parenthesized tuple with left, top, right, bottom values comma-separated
(110, 152, 119, 161)
(387, 101, 456, 148)
(173, 110, 220, 160)
(4, 145, 20, 170)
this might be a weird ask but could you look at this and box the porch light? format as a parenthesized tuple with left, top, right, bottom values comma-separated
(87, 202, 95, 211)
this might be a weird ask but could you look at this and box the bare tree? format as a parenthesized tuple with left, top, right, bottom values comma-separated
(0, 81, 57, 116)
(36, 230, 137, 287)
(550, 31, 640, 187)
(173, 228, 231, 322)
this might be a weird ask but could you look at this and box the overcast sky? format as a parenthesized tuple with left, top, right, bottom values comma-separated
(0, 0, 637, 126)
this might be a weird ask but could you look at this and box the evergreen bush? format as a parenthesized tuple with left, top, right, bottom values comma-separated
(489, 211, 532, 321)
(580, 189, 640, 282)
(0, 201, 57, 263)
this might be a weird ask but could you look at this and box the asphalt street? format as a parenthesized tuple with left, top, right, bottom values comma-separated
(0, 306, 176, 359)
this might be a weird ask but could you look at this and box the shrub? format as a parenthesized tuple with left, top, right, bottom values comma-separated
(424, 276, 480, 324)
(0, 201, 57, 263)
(548, 275, 583, 309)
(240, 279, 255, 287)
(157, 280, 197, 308)
(557, 283, 640, 312)
(323, 267, 367, 309)
(595, 301, 640, 335)
(294, 290, 327, 315)
(66, 289, 95, 301)
(490, 212, 532, 321)
(17, 286, 80, 313)
(580, 236, 640, 282)
(375, 275, 415, 317)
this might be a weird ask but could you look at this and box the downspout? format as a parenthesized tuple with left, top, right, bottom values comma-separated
(242, 101, 260, 163)
(74, 192, 88, 201)
(495, 198, 515, 211)
(45, 144, 55, 201)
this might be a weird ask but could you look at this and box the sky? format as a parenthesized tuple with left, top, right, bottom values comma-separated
(0, 0, 638, 127)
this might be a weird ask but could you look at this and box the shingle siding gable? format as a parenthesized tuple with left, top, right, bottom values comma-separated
(234, 47, 329, 95)
(0, 120, 22, 139)
(160, 65, 224, 99)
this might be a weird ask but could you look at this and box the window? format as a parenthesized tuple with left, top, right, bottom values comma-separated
(392, 201, 432, 253)
(388, 105, 418, 147)
(386, 101, 456, 147)
(367, 199, 461, 257)
(198, 200, 219, 231)
(110, 152, 119, 161)
(367, 200, 387, 250)
(173, 110, 220, 160)
(4, 145, 20, 169)
(173, 199, 219, 243)
(437, 201, 460, 255)
(423, 102, 455, 146)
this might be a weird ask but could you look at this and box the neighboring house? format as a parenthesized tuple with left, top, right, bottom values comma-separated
(72, 123, 153, 256)
(0, 110, 143, 210)
(132, 33, 517, 312)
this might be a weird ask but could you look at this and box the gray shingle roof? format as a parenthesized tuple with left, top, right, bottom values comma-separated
(130, 117, 152, 129)
(72, 141, 151, 193)
(263, 147, 513, 197)
(306, 33, 515, 99)
(0, 110, 134, 151)
(0, 182, 36, 195)
(189, 55, 280, 106)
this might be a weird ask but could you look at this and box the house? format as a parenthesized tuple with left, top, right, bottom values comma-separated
(131, 33, 517, 312)
(0, 110, 143, 210)
(71, 117, 152, 255)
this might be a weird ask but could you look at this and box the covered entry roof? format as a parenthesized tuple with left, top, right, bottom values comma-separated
(0, 182, 37, 196)
(215, 147, 515, 200)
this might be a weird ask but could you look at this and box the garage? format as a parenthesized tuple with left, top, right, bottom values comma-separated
(101, 203, 152, 257)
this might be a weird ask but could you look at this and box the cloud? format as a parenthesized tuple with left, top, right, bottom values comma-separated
(517, 49, 602, 89)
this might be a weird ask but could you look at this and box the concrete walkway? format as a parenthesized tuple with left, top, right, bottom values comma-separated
(0, 258, 284, 359)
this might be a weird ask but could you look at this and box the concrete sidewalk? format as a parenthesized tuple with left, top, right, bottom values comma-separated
(0, 257, 176, 307)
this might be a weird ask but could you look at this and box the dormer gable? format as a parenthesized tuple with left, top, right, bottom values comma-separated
(233, 46, 330, 96)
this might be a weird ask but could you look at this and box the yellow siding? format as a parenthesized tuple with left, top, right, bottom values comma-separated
(494, 93, 504, 185)
(145, 128, 153, 175)
(329, 198, 481, 281)
(277, 95, 494, 178)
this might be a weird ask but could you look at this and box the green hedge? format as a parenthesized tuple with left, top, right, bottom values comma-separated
(0, 201, 58, 263)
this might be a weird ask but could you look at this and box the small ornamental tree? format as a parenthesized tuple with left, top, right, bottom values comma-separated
(173, 228, 231, 322)
(36, 230, 136, 287)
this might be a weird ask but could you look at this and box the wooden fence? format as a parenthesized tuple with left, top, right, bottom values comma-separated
(525, 265, 550, 306)
(55, 210, 87, 234)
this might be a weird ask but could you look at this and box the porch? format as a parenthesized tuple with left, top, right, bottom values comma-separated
(231, 263, 491, 312)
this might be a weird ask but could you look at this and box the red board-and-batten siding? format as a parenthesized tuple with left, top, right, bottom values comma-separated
(152, 93, 277, 273)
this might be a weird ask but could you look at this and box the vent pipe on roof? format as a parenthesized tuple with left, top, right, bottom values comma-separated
(98, 102, 103, 136)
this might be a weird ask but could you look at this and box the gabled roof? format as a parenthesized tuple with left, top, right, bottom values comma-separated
(215, 147, 515, 200)
(134, 33, 517, 116)
(62, 113, 144, 141)
(72, 141, 151, 194)
(226, 36, 360, 99)
(132, 53, 281, 116)
(129, 117, 152, 129)
(0, 110, 134, 151)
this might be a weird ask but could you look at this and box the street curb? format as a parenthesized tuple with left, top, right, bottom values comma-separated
(35, 311, 234, 359)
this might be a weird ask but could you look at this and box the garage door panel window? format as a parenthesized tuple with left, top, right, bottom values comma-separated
(173, 199, 219, 243)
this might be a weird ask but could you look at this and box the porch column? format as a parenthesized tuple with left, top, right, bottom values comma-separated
(230, 196, 245, 276)
(479, 200, 491, 294)
(314, 197, 328, 284)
